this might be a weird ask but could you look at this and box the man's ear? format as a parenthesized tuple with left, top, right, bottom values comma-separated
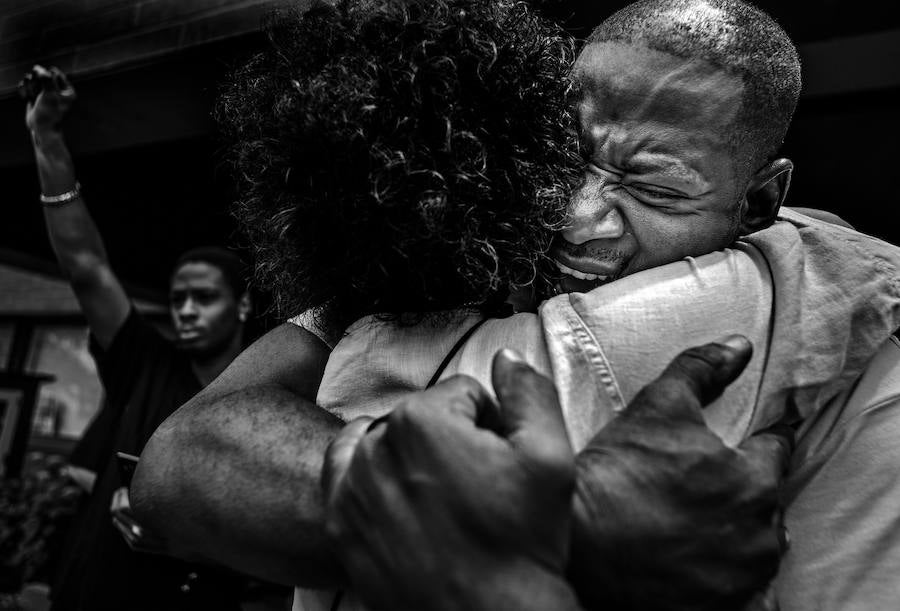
(738, 158, 793, 234)
(237, 292, 252, 322)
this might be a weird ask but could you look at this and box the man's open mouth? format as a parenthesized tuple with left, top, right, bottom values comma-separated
(549, 240, 628, 294)
(550, 254, 626, 294)
(554, 260, 609, 283)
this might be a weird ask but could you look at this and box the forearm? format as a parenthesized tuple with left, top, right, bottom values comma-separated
(131, 382, 346, 588)
(32, 127, 77, 195)
(31, 128, 111, 277)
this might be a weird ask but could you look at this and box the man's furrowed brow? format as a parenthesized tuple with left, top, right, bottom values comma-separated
(625, 153, 706, 184)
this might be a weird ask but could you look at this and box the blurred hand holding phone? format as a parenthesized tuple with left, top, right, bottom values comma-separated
(111, 452, 167, 555)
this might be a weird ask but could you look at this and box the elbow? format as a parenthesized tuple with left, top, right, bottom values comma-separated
(131, 424, 179, 530)
(132, 419, 213, 562)
(131, 399, 224, 552)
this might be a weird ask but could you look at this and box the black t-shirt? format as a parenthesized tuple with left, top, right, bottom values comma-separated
(51, 310, 241, 611)
(67, 396, 120, 474)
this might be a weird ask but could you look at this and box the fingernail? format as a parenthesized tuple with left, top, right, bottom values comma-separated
(365, 415, 389, 433)
(498, 348, 524, 363)
(717, 334, 750, 351)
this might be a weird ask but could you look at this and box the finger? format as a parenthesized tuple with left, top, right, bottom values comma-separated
(17, 73, 33, 100)
(414, 374, 496, 426)
(19, 72, 41, 103)
(49, 66, 75, 96)
(740, 426, 794, 558)
(366, 414, 389, 432)
(630, 336, 753, 420)
(739, 422, 794, 483)
(379, 376, 498, 463)
(32, 64, 56, 91)
(490, 348, 573, 468)
(110, 487, 125, 511)
(321, 417, 374, 499)
(663, 336, 753, 405)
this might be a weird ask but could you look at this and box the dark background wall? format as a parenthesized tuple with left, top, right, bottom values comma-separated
(0, 0, 285, 299)
(0, 0, 898, 298)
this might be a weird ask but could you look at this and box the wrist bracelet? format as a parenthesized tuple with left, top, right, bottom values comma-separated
(40, 182, 82, 205)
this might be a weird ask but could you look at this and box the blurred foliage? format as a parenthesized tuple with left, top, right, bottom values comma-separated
(0, 452, 85, 596)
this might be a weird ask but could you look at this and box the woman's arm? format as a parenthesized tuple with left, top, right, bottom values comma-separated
(131, 323, 347, 587)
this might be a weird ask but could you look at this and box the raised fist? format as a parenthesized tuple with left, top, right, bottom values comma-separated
(20, 64, 77, 133)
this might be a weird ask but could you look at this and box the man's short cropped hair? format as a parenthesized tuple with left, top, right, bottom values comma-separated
(173, 247, 249, 298)
(587, 0, 801, 172)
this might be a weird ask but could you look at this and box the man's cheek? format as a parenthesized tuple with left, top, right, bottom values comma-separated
(206, 306, 234, 332)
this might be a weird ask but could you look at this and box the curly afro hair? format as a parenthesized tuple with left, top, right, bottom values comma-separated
(217, 0, 580, 330)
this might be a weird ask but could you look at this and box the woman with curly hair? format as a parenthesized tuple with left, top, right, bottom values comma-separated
(134, 0, 585, 597)
(217, 0, 580, 333)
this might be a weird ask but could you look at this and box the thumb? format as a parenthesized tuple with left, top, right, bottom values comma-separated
(626, 336, 753, 422)
(321, 417, 374, 501)
(662, 335, 753, 405)
(490, 349, 574, 470)
(50, 66, 76, 99)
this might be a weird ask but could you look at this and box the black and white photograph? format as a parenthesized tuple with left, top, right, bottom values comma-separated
(0, 0, 899, 609)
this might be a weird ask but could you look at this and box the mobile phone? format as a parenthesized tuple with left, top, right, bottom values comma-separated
(116, 451, 140, 487)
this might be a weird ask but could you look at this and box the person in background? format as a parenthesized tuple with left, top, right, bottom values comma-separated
(20, 65, 260, 611)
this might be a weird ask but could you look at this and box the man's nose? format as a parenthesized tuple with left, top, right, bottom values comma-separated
(562, 173, 626, 245)
(177, 298, 198, 318)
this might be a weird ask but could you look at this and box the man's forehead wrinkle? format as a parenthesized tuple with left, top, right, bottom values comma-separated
(628, 55, 711, 126)
(634, 55, 740, 122)
(578, 42, 743, 131)
(652, 62, 742, 129)
(582, 120, 708, 186)
(631, 152, 710, 189)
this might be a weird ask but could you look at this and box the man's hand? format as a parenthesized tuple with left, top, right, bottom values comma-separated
(322, 349, 582, 611)
(20, 65, 76, 134)
(569, 336, 791, 611)
(110, 487, 168, 555)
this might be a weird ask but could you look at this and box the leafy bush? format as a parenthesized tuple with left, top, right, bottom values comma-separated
(0, 453, 84, 595)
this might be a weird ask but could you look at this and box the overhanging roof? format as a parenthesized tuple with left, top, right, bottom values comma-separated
(0, 249, 165, 317)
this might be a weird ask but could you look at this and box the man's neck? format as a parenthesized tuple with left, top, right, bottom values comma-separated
(190, 334, 244, 387)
